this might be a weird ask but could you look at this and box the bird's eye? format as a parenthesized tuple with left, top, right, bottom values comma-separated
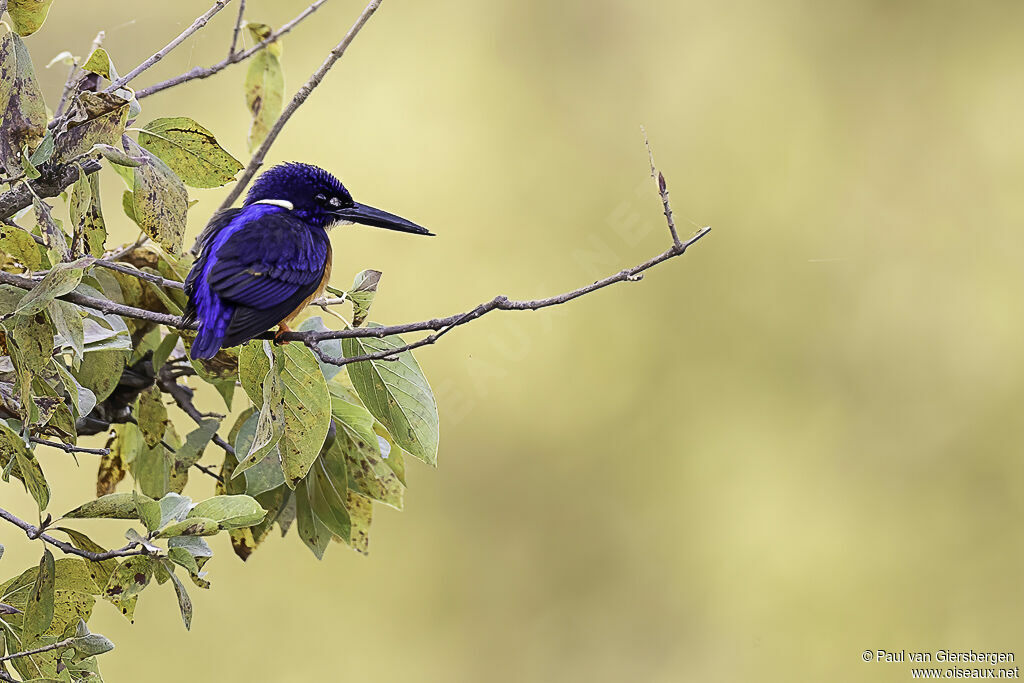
(315, 193, 327, 203)
(328, 197, 342, 208)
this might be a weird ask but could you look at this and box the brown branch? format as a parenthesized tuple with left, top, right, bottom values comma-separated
(0, 637, 75, 664)
(642, 126, 682, 248)
(106, 0, 234, 93)
(227, 0, 246, 57)
(0, 638, 76, 663)
(157, 368, 235, 462)
(0, 160, 101, 221)
(308, 226, 711, 367)
(0, 508, 148, 561)
(218, 0, 383, 210)
(136, 0, 330, 99)
(29, 437, 110, 456)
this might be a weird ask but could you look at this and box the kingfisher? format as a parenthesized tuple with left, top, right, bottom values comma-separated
(183, 162, 432, 359)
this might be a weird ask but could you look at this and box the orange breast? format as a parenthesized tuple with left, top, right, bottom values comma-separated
(281, 241, 333, 326)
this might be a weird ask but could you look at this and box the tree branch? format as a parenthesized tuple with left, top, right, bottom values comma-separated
(106, 0, 234, 93)
(308, 226, 711, 367)
(136, 0, 330, 99)
(642, 126, 681, 248)
(0, 508, 148, 562)
(156, 368, 235, 463)
(227, 0, 246, 57)
(0, 637, 75, 664)
(0, 160, 101, 221)
(29, 437, 110, 456)
(218, 0, 383, 210)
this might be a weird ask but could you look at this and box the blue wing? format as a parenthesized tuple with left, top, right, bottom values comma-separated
(184, 205, 330, 357)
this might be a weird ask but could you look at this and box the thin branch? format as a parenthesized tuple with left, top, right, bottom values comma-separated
(105, 0, 234, 93)
(29, 437, 110, 456)
(0, 508, 148, 561)
(0, 269, 182, 328)
(0, 668, 16, 683)
(137, 0, 330, 99)
(227, 0, 246, 57)
(0, 637, 75, 664)
(308, 226, 712, 367)
(0, 160, 101, 221)
(642, 126, 681, 248)
(218, 0, 383, 210)
(157, 368, 235, 462)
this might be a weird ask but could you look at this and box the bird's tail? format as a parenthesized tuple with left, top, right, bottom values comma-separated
(190, 328, 224, 359)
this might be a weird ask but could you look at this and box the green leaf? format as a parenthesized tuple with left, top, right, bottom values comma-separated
(244, 23, 284, 152)
(166, 547, 198, 575)
(3, 310, 53, 424)
(349, 269, 381, 327)
(94, 142, 144, 167)
(275, 344, 332, 487)
(103, 556, 153, 601)
(297, 317, 343, 381)
(135, 385, 167, 449)
(54, 92, 129, 161)
(28, 127, 54, 166)
(234, 342, 284, 475)
(173, 418, 218, 472)
(0, 421, 50, 510)
(124, 138, 189, 255)
(152, 331, 179, 372)
(81, 47, 116, 80)
(295, 478, 331, 559)
(48, 300, 85, 360)
(81, 173, 107, 257)
(164, 563, 193, 630)
(22, 549, 55, 647)
(62, 492, 138, 520)
(156, 517, 219, 538)
(138, 117, 243, 188)
(231, 411, 285, 495)
(72, 632, 115, 657)
(167, 535, 212, 558)
(134, 490, 161, 532)
(51, 358, 95, 418)
(7, 0, 56, 36)
(14, 257, 92, 315)
(344, 325, 440, 465)
(187, 495, 266, 530)
(73, 349, 128, 403)
(305, 439, 351, 541)
(19, 142, 40, 178)
(0, 223, 41, 271)
(0, 31, 47, 176)
(346, 491, 373, 555)
(157, 492, 192, 529)
(32, 196, 69, 262)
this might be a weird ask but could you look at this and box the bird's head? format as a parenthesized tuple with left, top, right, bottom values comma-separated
(243, 162, 434, 235)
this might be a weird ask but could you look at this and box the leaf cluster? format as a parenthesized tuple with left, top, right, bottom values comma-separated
(0, 6, 441, 681)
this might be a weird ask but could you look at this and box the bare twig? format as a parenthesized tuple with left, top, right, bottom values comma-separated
(308, 226, 712, 367)
(29, 437, 110, 456)
(157, 368, 235, 462)
(228, 0, 246, 57)
(0, 668, 16, 683)
(137, 0, 330, 99)
(106, 0, 234, 92)
(642, 126, 681, 248)
(0, 508, 148, 561)
(0, 637, 75, 664)
(219, 0, 383, 209)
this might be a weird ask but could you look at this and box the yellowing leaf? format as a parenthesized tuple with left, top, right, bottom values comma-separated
(0, 30, 47, 176)
(7, 0, 56, 36)
(124, 138, 189, 255)
(138, 116, 243, 188)
(244, 23, 283, 152)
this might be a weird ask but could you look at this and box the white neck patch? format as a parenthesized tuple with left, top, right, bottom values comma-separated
(253, 199, 294, 210)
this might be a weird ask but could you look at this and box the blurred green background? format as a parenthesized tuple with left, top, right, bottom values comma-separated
(5, 0, 1024, 681)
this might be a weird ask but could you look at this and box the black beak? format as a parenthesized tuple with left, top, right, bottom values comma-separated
(333, 202, 434, 236)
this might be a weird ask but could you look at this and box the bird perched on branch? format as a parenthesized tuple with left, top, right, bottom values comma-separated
(184, 162, 432, 359)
